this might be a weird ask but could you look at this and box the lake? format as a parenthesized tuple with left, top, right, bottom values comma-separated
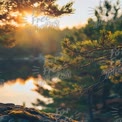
(0, 59, 53, 109)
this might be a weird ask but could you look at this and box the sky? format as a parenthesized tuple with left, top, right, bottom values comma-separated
(2, 0, 122, 29)
(56, 0, 122, 29)
(24, 0, 102, 29)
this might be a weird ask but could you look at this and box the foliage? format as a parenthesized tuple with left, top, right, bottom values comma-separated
(0, 0, 74, 47)
(0, 0, 122, 121)
(0, 0, 74, 23)
(33, 1, 122, 121)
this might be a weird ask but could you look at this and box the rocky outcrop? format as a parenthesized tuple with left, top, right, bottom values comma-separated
(0, 103, 77, 122)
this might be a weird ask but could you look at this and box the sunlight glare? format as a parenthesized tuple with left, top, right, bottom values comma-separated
(33, 2, 39, 7)
(23, 14, 33, 24)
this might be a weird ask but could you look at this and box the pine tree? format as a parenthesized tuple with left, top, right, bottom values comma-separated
(33, 1, 122, 121)
(0, 0, 74, 46)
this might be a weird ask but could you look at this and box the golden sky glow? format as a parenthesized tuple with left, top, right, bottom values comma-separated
(1, 0, 122, 29)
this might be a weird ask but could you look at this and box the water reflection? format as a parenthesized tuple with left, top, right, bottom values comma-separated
(0, 58, 44, 82)
(0, 77, 53, 108)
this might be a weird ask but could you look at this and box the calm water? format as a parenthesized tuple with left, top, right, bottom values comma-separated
(0, 77, 53, 108)
(0, 59, 53, 108)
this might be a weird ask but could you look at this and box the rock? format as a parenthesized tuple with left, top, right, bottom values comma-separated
(0, 115, 11, 122)
(0, 103, 77, 122)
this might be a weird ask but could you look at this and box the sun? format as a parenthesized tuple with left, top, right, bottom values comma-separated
(23, 14, 33, 24)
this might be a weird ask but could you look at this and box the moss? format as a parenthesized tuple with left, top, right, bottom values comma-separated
(9, 110, 40, 121)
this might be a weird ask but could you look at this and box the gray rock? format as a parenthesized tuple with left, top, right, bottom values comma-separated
(0, 115, 12, 122)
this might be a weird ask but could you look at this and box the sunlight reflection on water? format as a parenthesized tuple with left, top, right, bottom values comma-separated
(0, 77, 53, 109)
